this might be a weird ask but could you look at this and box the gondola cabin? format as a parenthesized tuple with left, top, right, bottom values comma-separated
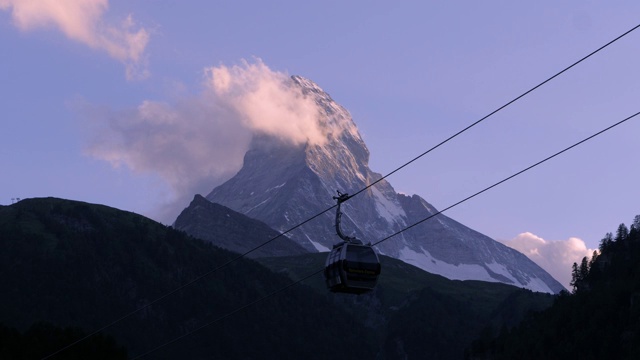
(324, 240, 381, 294)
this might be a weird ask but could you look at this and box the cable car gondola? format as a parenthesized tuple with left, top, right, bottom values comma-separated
(324, 191, 381, 294)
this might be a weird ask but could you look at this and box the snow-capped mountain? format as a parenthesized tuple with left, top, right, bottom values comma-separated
(205, 75, 565, 294)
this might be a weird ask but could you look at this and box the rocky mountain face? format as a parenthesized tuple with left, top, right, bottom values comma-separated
(202, 75, 565, 294)
(174, 194, 307, 257)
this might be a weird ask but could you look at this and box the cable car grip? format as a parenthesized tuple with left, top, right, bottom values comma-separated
(333, 190, 356, 243)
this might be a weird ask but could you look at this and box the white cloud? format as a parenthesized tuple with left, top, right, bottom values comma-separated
(0, 0, 149, 79)
(204, 60, 328, 146)
(82, 59, 326, 222)
(501, 232, 596, 290)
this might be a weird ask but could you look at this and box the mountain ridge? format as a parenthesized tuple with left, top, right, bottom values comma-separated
(174, 194, 308, 257)
(0, 197, 377, 359)
(203, 75, 565, 294)
(1, 197, 556, 359)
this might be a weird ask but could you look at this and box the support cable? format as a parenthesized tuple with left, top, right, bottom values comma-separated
(131, 110, 640, 359)
(349, 23, 640, 199)
(41, 22, 640, 359)
(40, 207, 334, 360)
(42, 22, 640, 360)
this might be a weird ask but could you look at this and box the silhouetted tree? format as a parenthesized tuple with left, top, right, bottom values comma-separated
(579, 257, 590, 289)
(599, 232, 613, 251)
(630, 215, 640, 240)
(467, 214, 640, 359)
(588, 250, 598, 269)
(632, 215, 640, 231)
(570, 262, 580, 293)
(615, 223, 629, 242)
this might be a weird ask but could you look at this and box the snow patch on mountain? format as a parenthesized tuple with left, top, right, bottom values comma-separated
(372, 186, 406, 225)
(398, 246, 551, 293)
(205, 75, 566, 294)
(306, 234, 330, 252)
(398, 246, 490, 281)
(485, 261, 519, 284)
(523, 276, 555, 294)
(244, 197, 270, 215)
(267, 182, 287, 192)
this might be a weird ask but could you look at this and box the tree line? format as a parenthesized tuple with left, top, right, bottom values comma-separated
(467, 214, 640, 359)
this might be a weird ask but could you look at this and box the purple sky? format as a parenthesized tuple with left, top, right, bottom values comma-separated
(2, 1, 640, 288)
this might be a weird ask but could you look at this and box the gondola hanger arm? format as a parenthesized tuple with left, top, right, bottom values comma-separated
(334, 190, 355, 243)
(333, 190, 351, 203)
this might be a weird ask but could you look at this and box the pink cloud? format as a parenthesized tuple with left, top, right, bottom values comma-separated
(204, 60, 328, 146)
(82, 59, 327, 222)
(501, 232, 596, 290)
(0, 0, 149, 79)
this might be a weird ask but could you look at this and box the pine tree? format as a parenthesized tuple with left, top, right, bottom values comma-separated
(615, 223, 629, 242)
(630, 215, 640, 240)
(588, 250, 598, 269)
(569, 256, 591, 293)
(579, 257, 590, 284)
(599, 232, 613, 251)
(570, 262, 580, 293)
(632, 215, 640, 232)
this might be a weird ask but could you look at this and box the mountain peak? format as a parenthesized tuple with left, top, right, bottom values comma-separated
(204, 77, 565, 294)
(290, 75, 364, 149)
(291, 75, 326, 96)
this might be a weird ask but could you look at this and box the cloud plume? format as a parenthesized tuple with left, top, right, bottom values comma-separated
(0, 0, 149, 79)
(501, 232, 596, 290)
(204, 60, 328, 145)
(84, 59, 325, 222)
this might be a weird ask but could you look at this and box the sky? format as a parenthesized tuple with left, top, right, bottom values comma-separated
(2, 1, 640, 289)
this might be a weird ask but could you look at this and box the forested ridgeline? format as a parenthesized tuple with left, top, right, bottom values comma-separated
(466, 215, 640, 359)
(0, 198, 376, 359)
(0, 197, 559, 359)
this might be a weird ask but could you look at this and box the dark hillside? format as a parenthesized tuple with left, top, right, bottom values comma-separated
(0, 322, 127, 360)
(259, 253, 555, 359)
(0, 198, 375, 359)
(467, 215, 640, 359)
(0, 197, 559, 359)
